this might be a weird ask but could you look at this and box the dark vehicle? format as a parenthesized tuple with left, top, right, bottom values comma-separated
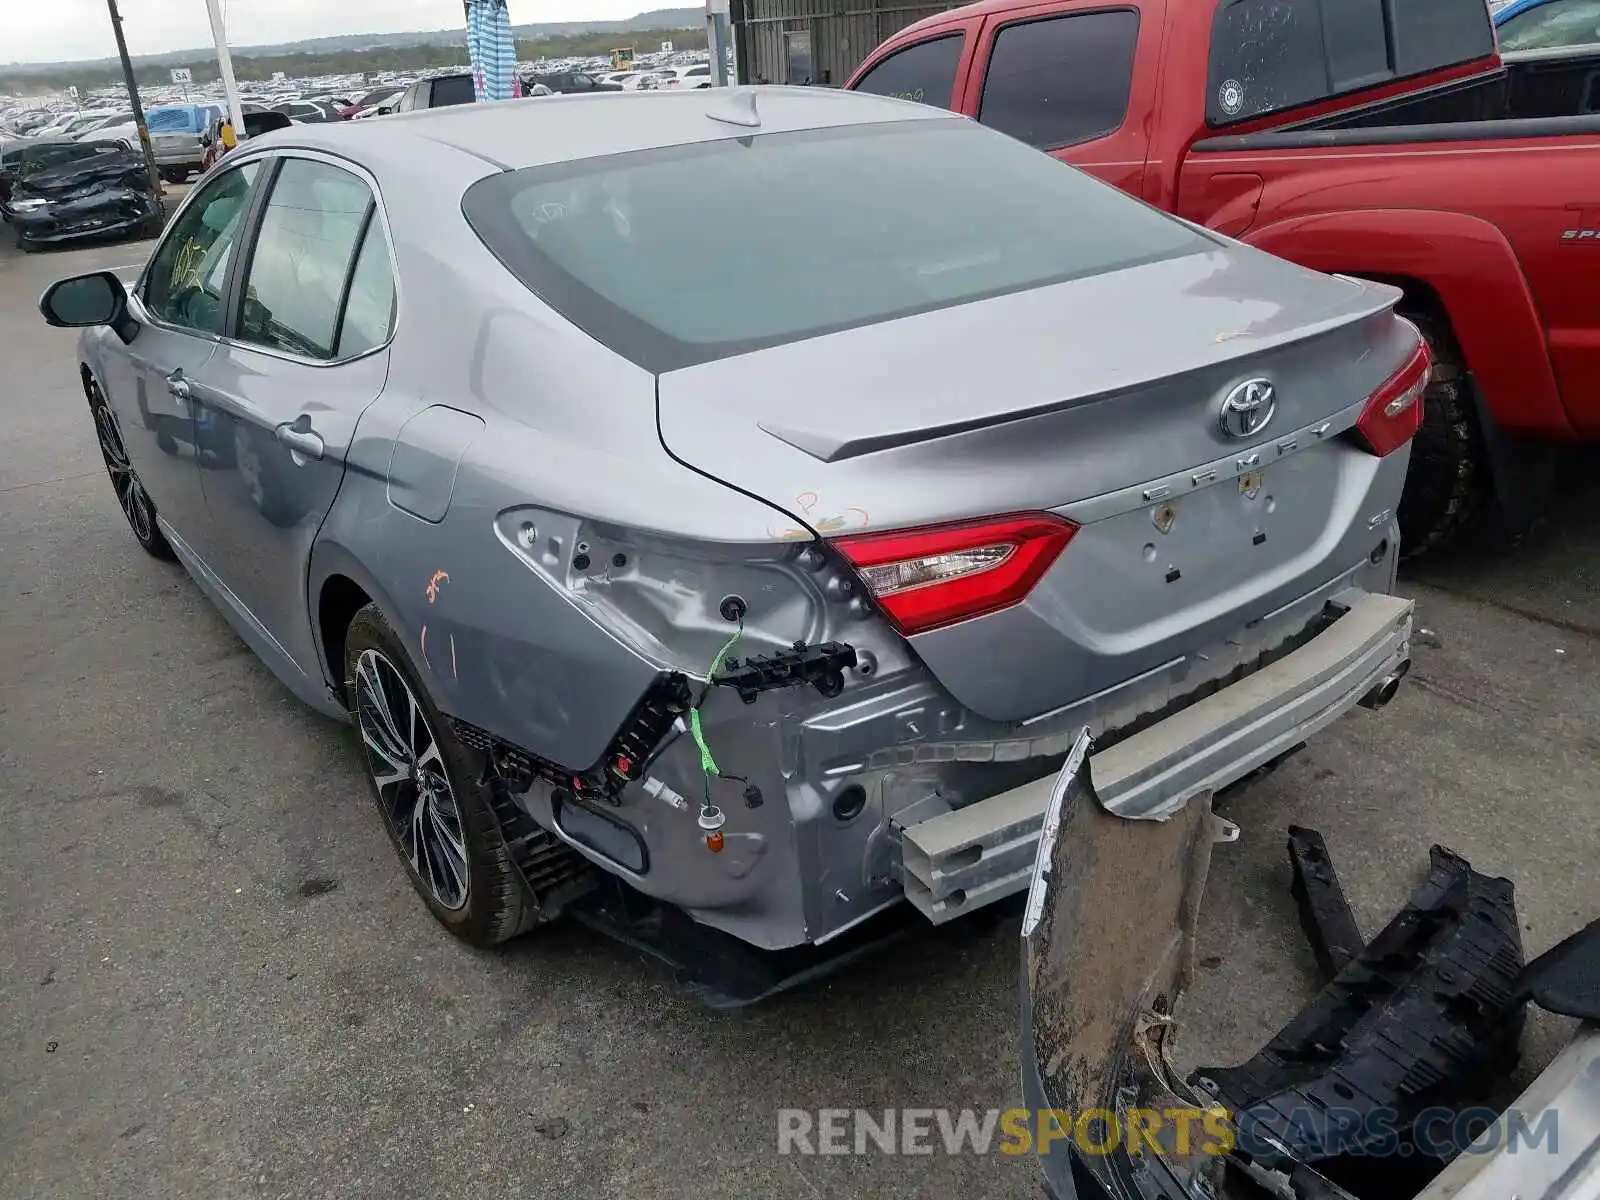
(4, 140, 160, 252)
(523, 70, 624, 94)
(338, 86, 404, 119)
(199, 110, 293, 174)
(393, 74, 479, 113)
(274, 100, 341, 124)
(1, 136, 87, 206)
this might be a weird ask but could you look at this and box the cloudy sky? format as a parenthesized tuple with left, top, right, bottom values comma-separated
(7, 0, 647, 65)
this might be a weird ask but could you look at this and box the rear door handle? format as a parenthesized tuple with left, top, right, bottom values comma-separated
(274, 420, 324, 462)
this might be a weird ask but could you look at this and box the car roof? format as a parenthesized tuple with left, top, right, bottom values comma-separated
(14, 136, 85, 151)
(236, 86, 952, 174)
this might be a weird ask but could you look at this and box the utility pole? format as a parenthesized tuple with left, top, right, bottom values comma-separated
(104, 0, 164, 213)
(203, 0, 247, 144)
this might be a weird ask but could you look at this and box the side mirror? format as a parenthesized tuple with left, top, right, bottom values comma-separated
(39, 271, 132, 337)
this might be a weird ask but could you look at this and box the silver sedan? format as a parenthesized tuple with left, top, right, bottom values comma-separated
(40, 88, 1420, 1000)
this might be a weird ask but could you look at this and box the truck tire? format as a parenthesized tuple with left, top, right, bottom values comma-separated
(1395, 310, 1488, 558)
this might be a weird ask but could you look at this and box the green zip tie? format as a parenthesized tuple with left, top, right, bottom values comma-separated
(690, 622, 743, 780)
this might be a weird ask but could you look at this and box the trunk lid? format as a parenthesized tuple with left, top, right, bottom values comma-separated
(656, 244, 1414, 722)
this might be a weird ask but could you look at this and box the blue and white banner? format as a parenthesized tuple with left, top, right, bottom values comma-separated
(466, 0, 520, 102)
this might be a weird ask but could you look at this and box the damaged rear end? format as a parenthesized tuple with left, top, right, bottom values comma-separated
(456, 104, 1420, 986)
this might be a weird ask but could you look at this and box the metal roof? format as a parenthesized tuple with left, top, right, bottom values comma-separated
(240, 86, 953, 175)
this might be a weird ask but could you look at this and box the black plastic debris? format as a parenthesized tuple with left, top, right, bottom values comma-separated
(1517, 915, 1600, 1021)
(1287, 826, 1366, 981)
(1193, 842, 1525, 1179)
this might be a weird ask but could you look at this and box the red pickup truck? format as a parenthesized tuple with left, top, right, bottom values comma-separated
(845, 0, 1600, 554)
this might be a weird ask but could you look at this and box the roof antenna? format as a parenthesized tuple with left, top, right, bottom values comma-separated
(705, 88, 760, 129)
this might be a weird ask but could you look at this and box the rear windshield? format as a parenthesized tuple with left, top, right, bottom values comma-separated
(462, 119, 1210, 372)
(21, 143, 113, 175)
(1208, 0, 1496, 125)
(147, 107, 201, 132)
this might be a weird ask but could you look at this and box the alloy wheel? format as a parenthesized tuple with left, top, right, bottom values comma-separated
(89, 385, 154, 546)
(353, 648, 470, 910)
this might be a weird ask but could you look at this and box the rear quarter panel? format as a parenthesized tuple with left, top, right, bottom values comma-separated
(314, 142, 815, 767)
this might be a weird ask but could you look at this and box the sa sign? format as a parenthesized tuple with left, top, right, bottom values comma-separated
(171, 68, 193, 84)
(661, 40, 674, 52)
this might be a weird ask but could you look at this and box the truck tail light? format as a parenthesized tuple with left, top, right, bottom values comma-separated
(834, 513, 1077, 635)
(1352, 334, 1431, 458)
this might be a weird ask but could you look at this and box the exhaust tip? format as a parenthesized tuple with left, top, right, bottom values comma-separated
(1359, 659, 1411, 710)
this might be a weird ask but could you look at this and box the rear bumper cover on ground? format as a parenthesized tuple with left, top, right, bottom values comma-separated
(896, 588, 1413, 924)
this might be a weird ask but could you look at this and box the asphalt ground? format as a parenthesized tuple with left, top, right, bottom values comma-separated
(2, 220, 1597, 1200)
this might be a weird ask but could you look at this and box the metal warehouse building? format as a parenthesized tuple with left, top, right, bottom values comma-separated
(731, 0, 966, 86)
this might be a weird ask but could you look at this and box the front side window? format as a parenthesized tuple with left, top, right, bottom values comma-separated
(236, 159, 374, 360)
(142, 162, 261, 334)
(463, 118, 1211, 373)
(852, 34, 965, 108)
(977, 11, 1140, 149)
(1498, 0, 1600, 48)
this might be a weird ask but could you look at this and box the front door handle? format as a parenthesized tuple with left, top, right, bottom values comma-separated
(165, 369, 191, 403)
(274, 418, 325, 462)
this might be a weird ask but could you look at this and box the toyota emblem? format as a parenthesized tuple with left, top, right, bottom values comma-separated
(1219, 379, 1277, 440)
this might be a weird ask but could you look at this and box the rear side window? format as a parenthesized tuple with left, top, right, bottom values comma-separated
(1208, 0, 1495, 124)
(852, 34, 964, 108)
(1498, 0, 1600, 49)
(431, 75, 478, 106)
(336, 220, 398, 359)
(977, 11, 1140, 149)
(462, 119, 1210, 372)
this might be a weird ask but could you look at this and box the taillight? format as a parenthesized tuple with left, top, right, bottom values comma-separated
(834, 513, 1077, 636)
(1352, 334, 1431, 457)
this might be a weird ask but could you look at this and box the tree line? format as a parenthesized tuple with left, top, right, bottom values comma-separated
(1, 27, 708, 95)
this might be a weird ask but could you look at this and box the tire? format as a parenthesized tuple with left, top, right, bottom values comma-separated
(16, 227, 37, 253)
(85, 372, 176, 560)
(1395, 309, 1490, 558)
(343, 603, 544, 947)
(160, 168, 187, 184)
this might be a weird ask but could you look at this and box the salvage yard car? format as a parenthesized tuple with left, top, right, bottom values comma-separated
(38, 89, 1418, 1001)
(847, 0, 1600, 554)
(84, 103, 220, 184)
(4, 138, 161, 251)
